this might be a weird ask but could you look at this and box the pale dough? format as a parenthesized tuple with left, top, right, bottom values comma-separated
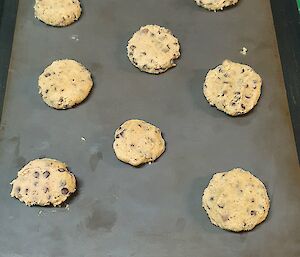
(38, 59, 93, 109)
(202, 168, 270, 232)
(34, 0, 82, 27)
(195, 0, 239, 11)
(10, 158, 76, 207)
(113, 119, 165, 166)
(127, 25, 180, 74)
(203, 60, 262, 116)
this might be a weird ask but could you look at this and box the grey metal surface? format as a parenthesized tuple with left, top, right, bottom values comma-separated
(0, 0, 299, 256)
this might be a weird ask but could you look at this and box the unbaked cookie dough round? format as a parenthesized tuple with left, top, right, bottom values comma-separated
(202, 168, 270, 232)
(127, 25, 180, 74)
(10, 158, 77, 207)
(195, 0, 239, 11)
(34, 0, 82, 27)
(113, 119, 166, 166)
(38, 59, 93, 109)
(203, 60, 262, 116)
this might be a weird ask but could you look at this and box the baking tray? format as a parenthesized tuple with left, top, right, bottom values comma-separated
(0, 0, 300, 256)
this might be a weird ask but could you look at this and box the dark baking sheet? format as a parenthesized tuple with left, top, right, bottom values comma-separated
(0, 0, 300, 256)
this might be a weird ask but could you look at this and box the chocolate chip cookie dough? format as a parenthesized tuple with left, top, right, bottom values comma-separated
(203, 60, 262, 116)
(34, 0, 82, 27)
(113, 119, 166, 166)
(38, 59, 93, 109)
(10, 158, 76, 207)
(127, 25, 180, 74)
(195, 0, 239, 11)
(202, 168, 270, 232)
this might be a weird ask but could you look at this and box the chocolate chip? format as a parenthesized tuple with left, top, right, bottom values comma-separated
(44, 73, 51, 77)
(116, 135, 120, 139)
(16, 187, 21, 193)
(33, 171, 40, 178)
(44, 187, 49, 193)
(218, 204, 224, 209)
(141, 28, 149, 33)
(58, 168, 65, 172)
(240, 189, 243, 193)
(221, 215, 229, 222)
(43, 171, 50, 178)
(241, 68, 245, 73)
(25, 188, 29, 195)
(251, 199, 255, 203)
(59, 97, 64, 102)
(130, 45, 136, 50)
(241, 104, 246, 110)
(130, 144, 135, 147)
(141, 52, 146, 55)
(250, 210, 256, 216)
(210, 197, 214, 201)
(132, 58, 138, 65)
(61, 188, 69, 195)
(207, 205, 211, 210)
(45, 89, 49, 94)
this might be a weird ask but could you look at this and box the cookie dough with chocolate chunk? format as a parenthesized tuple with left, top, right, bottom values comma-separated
(113, 119, 165, 166)
(38, 59, 93, 109)
(34, 0, 82, 27)
(195, 0, 239, 11)
(10, 158, 76, 207)
(203, 60, 262, 116)
(127, 25, 180, 74)
(202, 168, 270, 232)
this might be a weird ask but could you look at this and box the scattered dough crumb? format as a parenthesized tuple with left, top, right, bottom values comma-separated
(65, 204, 70, 211)
(81, 137, 86, 141)
(240, 47, 248, 55)
(71, 35, 79, 41)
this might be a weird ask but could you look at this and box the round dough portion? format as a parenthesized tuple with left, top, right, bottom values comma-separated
(34, 0, 82, 27)
(38, 59, 93, 109)
(113, 119, 165, 166)
(195, 0, 239, 11)
(203, 60, 262, 116)
(202, 168, 270, 232)
(10, 158, 76, 207)
(127, 25, 180, 74)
